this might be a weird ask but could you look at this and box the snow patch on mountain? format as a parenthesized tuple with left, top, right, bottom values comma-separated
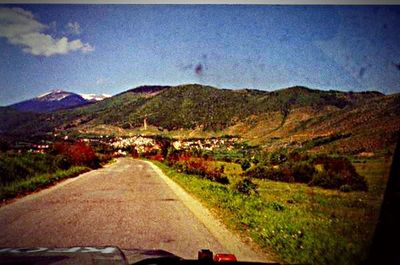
(9, 89, 112, 113)
(36, 89, 74, 101)
(79, 93, 111, 101)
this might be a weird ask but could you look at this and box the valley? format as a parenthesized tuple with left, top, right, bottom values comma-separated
(1, 84, 398, 156)
(0, 83, 398, 265)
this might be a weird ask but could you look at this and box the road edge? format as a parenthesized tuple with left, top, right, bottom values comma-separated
(144, 160, 275, 263)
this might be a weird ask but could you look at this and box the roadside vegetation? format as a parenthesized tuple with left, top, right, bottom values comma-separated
(0, 127, 392, 264)
(144, 142, 369, 192)
(0, 141, 109, 201)
(246, 150, 368, 192)
(151, 157, 388, 265)
(140, 139, 389, 265)
(165, 149, 229, 184)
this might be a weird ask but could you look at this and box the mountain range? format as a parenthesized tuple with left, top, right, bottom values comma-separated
(1, 84, 399, 155)
(8, 90, 111, 113)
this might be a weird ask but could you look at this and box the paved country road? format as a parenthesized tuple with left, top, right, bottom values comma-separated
(0, 158, 269, 261)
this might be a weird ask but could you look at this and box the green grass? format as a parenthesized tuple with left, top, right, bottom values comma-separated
(352, 158, 390, 194)
(152, 158, 389, 265)
(0, 166, 89, 200)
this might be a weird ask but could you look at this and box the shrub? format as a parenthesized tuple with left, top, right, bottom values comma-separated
(310, 155, 368, 191)
(148, 153, 164, 161)
(142, 148, 159, 158)
(153, 136, 171, 159)
(166, 146, 180, 165)
(290, 161, 315, 183)
(53, 141, 100, 169)
(245, 165, 269, 179)
(348, 174, 368, 191)
(309, 171, 339, 189)
(246, 153, 367, 191)
(268, 166, 295, 182)
(186, 158, 208, 176)
(234, 177, 258, 195)
(168, 154, 229, 184)
(96, 153, 113, 164)
(206, 171, 229, 184)
(52, 141, 70, 155)
(0, 156, 30, 184)
(54, 155, 71, 170)
(131, 148, 139, 158)
(67, 142, 100, 168)
(240, 159, 251, 171)
(280, 165, 296, 182)
(245, 165, 294, 182)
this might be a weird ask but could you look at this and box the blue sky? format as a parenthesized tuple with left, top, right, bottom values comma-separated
(0, 5, 399, 105)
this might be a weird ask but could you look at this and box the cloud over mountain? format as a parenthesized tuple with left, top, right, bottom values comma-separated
(0, 7, 94, 56)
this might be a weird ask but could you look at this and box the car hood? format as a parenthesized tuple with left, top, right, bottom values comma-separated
(0, 246, 181, 265)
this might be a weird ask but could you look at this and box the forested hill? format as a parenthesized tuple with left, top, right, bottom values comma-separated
(54, 84, 385, 131)
(1, 84, 398, 154)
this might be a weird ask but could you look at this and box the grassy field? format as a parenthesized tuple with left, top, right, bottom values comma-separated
(0, 166, 89, 201)
(0, 151, 99, 201)
(152, 157, 390, 265)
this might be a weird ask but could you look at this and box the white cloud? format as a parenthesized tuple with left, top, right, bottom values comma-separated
(66, 21, 81, 35)
(0, 7, 94, 56)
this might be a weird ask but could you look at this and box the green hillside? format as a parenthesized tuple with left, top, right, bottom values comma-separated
(1, 84, 397, 154)
(0, 107, 54, 136)
(57, 84, 384, 131)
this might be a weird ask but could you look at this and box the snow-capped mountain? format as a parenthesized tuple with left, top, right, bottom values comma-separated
(9, 89, 103, 113)
(79, 93, 111, 102)
(36, 89, 78, 102)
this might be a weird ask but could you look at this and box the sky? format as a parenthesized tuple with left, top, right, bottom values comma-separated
(0, 4, 399, 106)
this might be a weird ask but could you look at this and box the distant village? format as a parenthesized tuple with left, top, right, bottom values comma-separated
(8, 133, 241, 156)
(111, 135, 240, 155)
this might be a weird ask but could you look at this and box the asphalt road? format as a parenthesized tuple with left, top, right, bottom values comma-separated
(0, 158, 268, 261)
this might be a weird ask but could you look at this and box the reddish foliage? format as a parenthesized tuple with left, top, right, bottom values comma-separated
(131, 149, 139, 158)
(149, 153, 164, 161)
(170, 154, 229, 184)
(67, 141, 97, 166)
(52, 141, 99, 168)
(53, 141, 69, 154)
(166, 151, 191, 165)
(178, 152, 192, 161)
